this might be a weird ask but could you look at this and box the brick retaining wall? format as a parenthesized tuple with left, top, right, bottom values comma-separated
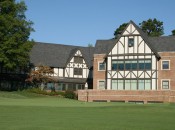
(78, 90, 175, 103)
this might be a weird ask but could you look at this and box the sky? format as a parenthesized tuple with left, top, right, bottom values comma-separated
(21, 0, 175, 46)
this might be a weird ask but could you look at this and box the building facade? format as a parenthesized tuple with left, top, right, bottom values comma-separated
(30, 43, 94, 91)
(2, 20, 175, 102)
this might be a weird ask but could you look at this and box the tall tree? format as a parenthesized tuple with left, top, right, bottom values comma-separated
(172, 30, 175, 36)
(139, 18, 164, 36)
(0, 0, 34, 70)
(114, 23, 128, 38)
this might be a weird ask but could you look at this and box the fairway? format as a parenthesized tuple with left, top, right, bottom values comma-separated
(0, 91, 175, 130)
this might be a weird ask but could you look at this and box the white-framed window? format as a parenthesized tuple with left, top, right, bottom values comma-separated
(98, 80, 105, 90)
(161, 80, 170, 90)
(162, 60, 170, 70)
(98, 61, 106, 71)
(128, 38, 134, 47)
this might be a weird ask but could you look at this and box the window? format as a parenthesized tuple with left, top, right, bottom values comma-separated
(111, 80, 124, 90)
(98, 80, 105, 90)
(98, 62, 105, 71)
(74, 56, 83, 63)
(162, 80, 170, 89)
(162, 61, 170, 70)
(112, 59, 151, 71)
(74, 68, 82, 75)
(128, 38, 134, 47)
(112, 61, 118, 70)
(111, 79, 151, 90)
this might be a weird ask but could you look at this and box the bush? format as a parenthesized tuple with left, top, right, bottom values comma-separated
(26, 87, 65, 97)
(64, 90, 77, 99)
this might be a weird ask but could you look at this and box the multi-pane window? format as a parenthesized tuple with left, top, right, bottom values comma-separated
(112, 59, 151, 71)
(162, 61, 169, 70)
(128, 38, 134, 47)
(98, 81, 105, 90)
(74, 68, 82, 75)
(98, 62, 106, 71)
(162, 80, 169, 89)
(74, 56, 83, 63)
(111, 79, 151, 90)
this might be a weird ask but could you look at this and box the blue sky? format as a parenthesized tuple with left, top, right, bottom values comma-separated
(22, 0, 175, 46)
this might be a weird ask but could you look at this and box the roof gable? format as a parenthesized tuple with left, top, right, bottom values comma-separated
(30, 42, 94, 68)
(94, 21, 160, 59)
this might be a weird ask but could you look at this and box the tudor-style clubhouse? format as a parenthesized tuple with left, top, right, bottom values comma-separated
(1, 20, 175, 103)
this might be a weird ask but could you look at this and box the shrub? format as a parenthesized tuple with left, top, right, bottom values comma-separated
(26, 87, 65, 97)
(64, 90, 77, 99)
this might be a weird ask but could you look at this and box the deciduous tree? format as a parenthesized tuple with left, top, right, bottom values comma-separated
(0, 0, 34, 70)
(27, 65, 56, 90)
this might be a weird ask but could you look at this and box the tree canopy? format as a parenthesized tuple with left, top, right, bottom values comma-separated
(172, 30, 175, 36)
(0, 0, 34, 70)
(139, 18, 164, 36)
(26, 65, 56, 89)
(114, 23, 128, 39)
(114, 18, 164, 38)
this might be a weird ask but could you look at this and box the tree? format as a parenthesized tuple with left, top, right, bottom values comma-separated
(87, 43, 93, 47)
(0, 0, 34, 70)
(114, 23, 128, 39)
(26, 65, 56, 90)
(172, 30, 175, 36)
(139, 18, 164, 36)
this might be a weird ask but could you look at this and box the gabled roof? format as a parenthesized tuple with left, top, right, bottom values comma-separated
(94, 39, 117, 54)
(30, 42, 94, 68)
(129, 20, 160, 58)
(94, 20, 163, 59)
(148, 36, 175, 52)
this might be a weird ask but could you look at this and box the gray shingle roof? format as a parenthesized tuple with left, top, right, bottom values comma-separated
(148, 36, 175, 52)
(94, 39, 117, 54)
(30, 21, 175, 68)
(30, 42, 94, 68)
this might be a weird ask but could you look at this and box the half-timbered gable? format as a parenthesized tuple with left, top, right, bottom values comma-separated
(65, 49, 89, 78)
(107, 21, 160, 90)
(100, 21, 159, 90)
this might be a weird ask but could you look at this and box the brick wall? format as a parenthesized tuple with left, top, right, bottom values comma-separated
(93, 54, 106, 89)
(78, 90, 175, 103)
(158, 52, 175, 90)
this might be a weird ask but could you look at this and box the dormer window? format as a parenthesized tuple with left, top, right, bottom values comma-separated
(128, 38, 134, 47)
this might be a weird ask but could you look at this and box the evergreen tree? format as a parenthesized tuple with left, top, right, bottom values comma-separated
(0, 0, 34, 70)
(114, 23, 128, 39)
(172, 30, 175, 36)
(139, 18, 164, 36)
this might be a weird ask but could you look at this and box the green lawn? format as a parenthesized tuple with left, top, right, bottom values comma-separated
(0, 91, 175, 130)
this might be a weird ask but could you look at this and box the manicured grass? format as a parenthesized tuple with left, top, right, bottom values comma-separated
(0, 91, 175, 130)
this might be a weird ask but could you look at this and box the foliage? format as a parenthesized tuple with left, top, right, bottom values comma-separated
(114, 23, 128, 38)
(0, 0, 34, 70)
(64, 90, 77, 99)
(87, 43, 93, 47)
(26, 65, 56, 88)
(172, 29, 175, 36)
(26, 87, 65, 96)
(139, 18, 164, 36)
(114, 18, 164, 38)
